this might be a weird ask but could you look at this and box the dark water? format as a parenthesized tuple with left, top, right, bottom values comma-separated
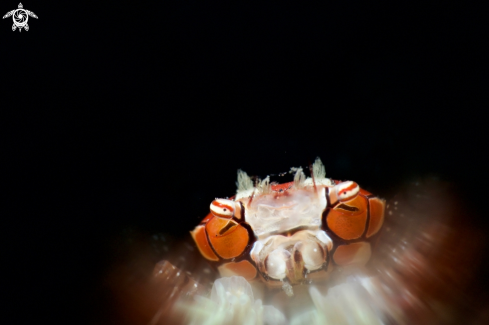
(3, 1, 487, 324)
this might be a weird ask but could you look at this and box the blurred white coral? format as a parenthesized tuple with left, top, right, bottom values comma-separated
(181, 276, 286, 325)
(290, 277, 384, 325)
(180, 275, 393, 325)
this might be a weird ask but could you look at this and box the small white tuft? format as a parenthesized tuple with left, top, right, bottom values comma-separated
(236, 169, 254, 192)
(293, 167, 306, 189)
(258, 176, 271, 194)
(312, 157, 326, 180)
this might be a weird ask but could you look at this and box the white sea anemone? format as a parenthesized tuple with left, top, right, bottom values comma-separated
(180, 276, 286, 325)
(179, 275, 395, 325)
(290, 277, 385, 325)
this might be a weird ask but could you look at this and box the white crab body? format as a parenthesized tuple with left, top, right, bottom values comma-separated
(243, 187, 326, 239)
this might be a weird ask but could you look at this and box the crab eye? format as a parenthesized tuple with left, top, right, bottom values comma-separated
(335, 181, 360, 202)
(210, 199, 235, 218)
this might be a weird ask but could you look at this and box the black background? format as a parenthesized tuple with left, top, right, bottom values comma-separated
(2, 1, 487, 324)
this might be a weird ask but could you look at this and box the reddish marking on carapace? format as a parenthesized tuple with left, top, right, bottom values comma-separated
(212, 200, 234, 212)
(271, 181, 294, 192)
(248, 189, 256, 206)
